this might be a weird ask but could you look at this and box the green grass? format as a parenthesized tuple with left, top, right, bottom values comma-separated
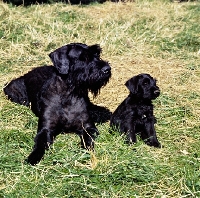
(0, 0, 200, 197)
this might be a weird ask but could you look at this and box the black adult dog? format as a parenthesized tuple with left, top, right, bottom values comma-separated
(110, 73, 161, 147)
(4, 43, 111, 165)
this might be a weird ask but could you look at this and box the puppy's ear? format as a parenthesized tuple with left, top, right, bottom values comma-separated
(49, 45, 70, 74)
(125, 76, 139, 94)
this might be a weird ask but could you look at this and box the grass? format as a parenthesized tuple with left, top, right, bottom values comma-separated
(0, 0, 200, 197)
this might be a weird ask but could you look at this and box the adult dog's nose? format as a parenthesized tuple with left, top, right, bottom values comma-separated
(101, 65, 111, 74)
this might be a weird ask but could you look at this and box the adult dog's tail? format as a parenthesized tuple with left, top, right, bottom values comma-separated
(3, 76, 30, 106)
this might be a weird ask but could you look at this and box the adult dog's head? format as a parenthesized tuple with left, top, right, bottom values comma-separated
(49, 43, 111, 97)
(125, 73, 160, 100)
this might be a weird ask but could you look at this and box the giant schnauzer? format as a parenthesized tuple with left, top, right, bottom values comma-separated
(4, 43, 111, 165)
(110, 73, 161, 147)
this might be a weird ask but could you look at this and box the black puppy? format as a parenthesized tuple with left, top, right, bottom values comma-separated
(110, 73, 161, 147)
(4, 43, 111, 165)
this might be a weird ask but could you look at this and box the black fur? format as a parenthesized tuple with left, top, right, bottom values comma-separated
(110, 73, 161, 147)
(4, 43, 111, 165)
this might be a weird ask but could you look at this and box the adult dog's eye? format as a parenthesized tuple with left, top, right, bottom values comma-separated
(94, 53, 100, 58)
(79, 53, 89, 62)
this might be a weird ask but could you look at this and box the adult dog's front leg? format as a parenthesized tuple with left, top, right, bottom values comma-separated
(26, 128, 54, 165)
(142, 121, 161, 148)
(79, 127, 99, 150)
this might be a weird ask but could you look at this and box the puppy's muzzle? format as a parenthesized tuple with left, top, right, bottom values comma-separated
(101, 65, 111, 74)
(154, 89, 160, 97)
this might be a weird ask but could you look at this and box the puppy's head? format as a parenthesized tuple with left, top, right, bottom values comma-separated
(49, 43, 111, 96)
(125, 73, 160, 100)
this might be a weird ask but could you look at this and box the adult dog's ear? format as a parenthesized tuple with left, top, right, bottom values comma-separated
(125, 75, 140, 94)
(49, 45, 70, 74)
(89, 44, 102, 57)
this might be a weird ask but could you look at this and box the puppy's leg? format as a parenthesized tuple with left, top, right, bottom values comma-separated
(126, 131, 137, 144)
(26, 128, 54, 165)
(142, 121, 161, 148)
(121, 122, 137, 144)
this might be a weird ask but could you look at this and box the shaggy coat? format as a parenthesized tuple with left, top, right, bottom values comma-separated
(110, 73, 161, 147)
(4, 43, 111, 165)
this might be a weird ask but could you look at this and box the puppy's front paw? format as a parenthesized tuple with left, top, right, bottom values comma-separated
(153, 141, 161, 148)
(146, 140, 161, 148)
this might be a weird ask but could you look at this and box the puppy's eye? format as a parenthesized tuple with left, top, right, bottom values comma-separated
(143, 81, 149, 86)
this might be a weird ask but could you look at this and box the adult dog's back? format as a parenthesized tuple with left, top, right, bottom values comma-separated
(4, 66, 56, 116)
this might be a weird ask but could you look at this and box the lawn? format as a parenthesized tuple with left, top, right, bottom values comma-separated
(0, 0, 200, 197)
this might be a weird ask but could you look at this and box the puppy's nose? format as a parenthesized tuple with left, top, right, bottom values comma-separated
(154, 89, 160, 95)
(101, 65, 111, 74)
